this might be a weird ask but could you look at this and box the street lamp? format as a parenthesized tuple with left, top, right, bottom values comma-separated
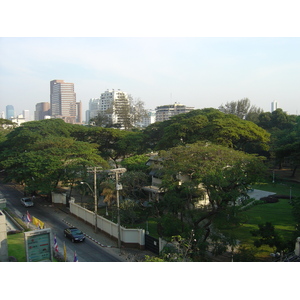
(80, 181, 98, 233)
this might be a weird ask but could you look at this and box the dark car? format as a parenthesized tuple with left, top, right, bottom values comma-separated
(64, 227, 85, 242)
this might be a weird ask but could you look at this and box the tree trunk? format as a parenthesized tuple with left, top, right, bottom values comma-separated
(291, 165, 299, 178)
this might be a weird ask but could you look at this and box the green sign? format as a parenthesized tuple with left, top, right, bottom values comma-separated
(24, 228, 53, 262)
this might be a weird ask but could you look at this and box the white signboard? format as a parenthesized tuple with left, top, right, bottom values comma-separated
(24, 228, 53, 262)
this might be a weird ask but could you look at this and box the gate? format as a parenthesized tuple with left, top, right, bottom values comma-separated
(145, 234, 159, 255)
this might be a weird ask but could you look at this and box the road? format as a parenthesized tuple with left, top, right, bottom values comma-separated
(0, 181, 121, 262)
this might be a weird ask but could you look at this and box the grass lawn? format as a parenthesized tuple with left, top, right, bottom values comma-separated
(252, 182, 300, 197)
(221, 179, 299, 260)
(7, 233, 26, 262)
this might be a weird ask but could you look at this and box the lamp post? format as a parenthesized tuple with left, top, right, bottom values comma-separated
(80, 181, 97, 233)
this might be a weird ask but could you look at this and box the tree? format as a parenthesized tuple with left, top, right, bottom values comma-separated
(245, 106, 264, 124)
(0, 118, 17, 143)
(121, 154, 150, 173)
(100, 181, 117, 206)
(155, 141, 266, 256)
(257, 110, 299, 170)
(76, 127, 145, 167)
(0, 119, 108, 196)
(219, 98, 263, 120)
(90, 112, 113, 128)
(143, 108, 270, 154)
(119, 171, 149, 200)
(251, 222, 291, 254)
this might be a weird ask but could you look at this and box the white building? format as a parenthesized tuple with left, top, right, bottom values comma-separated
(11, 114, 26, 126)
(271, 101, 278, 112)
(88, 89, 131, 128)
(23, 110, 30, 122)
(155, 103, 194, 122)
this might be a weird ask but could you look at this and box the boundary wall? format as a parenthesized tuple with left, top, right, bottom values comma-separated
(69, 200, 145, 249)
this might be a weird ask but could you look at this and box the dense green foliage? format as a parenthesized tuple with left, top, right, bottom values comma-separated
(142, 108, 270, 154)
(150, 142, 266, 259)
(0, 119, 108, 195)
(1, 104, 299, 261)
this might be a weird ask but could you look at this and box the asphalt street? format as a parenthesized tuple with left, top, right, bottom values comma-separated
(1, 181, 152, 262)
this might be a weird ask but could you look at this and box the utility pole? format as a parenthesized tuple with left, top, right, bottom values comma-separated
(106, 168, 126, 251)
(116, 171, 121, 250)
(87, 166, 102, 233)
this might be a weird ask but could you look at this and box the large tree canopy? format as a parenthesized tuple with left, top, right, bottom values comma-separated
(145, 108, 270, 154)
(155, 141, 266, 248)
(0, 119, 108, 194)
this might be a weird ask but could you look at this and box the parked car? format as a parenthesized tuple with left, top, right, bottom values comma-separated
(20, 197, 34, 207)
(64, 227, 85, 243)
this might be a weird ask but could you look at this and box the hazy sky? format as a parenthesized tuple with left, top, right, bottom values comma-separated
(1, 1, 300, 120)
(1, 37, 299, 120)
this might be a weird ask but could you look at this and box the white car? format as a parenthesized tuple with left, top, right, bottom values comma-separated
(21, 197, 34, 207)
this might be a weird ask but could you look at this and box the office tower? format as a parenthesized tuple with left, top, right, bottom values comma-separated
(271, 101, 278, 112)
(35, 102, 50, 121)
(6, 105, 14, 120)
(155, 103, 194, 122)
(50, 79, 79, 124)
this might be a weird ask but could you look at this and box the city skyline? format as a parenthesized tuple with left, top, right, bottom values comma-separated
(1, 37, 299, 120)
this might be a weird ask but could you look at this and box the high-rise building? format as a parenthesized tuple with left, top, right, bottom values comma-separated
(6, 105, 14, 120)
(50, 79, 80, 124)
(76, 101, 82, 124)
(88, 89, 131, 128)
(35, 102, 50, 120)
(271, 101, 278, 112)
(155, 103, 194, 122)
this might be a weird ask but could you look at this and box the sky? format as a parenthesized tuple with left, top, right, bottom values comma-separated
(1, 2, 300, 122)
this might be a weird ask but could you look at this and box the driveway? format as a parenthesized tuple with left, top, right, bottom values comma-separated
(247, 189, 276, 200)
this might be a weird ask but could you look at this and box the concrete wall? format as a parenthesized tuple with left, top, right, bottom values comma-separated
(295, 237, 300, 256)
(0, 211, 8, 262)
(69, 200, 145, 249)
(51, 192, 67, 204)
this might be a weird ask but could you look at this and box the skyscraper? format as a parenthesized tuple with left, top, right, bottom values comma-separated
(271, 101, 278, 112)
(35, 102, 50, 121)
(50, 79, 80, 124)
(6, 105, 14, 120)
